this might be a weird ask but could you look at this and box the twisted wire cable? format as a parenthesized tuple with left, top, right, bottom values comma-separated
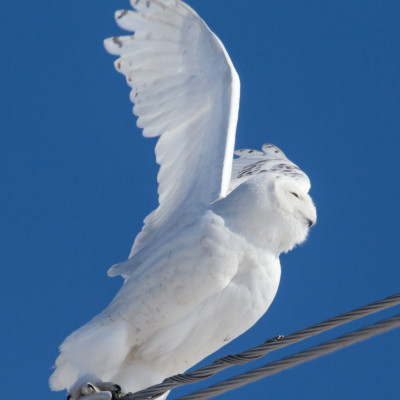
(125, 292, 400, 399)
(177, 313, 400, 399)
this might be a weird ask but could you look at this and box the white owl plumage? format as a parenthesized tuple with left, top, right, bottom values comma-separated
(50, 1, 316, 399)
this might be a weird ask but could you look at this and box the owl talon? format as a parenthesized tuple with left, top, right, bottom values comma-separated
(67, 379, 123, 400)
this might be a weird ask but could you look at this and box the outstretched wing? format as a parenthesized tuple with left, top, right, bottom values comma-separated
(230, 144, 311, 193)
(104, 0, 240, 276)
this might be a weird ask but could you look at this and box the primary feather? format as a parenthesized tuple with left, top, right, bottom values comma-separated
(50, 1, 316, 398)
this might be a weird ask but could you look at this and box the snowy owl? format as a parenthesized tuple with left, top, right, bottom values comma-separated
(50, 0, 316, 399)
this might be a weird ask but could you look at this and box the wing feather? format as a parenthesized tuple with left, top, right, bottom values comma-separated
(229, 144, 311, 193)
(104, 0, 240, 276)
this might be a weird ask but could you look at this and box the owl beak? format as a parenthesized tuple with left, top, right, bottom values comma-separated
(307, 218, 315, 228)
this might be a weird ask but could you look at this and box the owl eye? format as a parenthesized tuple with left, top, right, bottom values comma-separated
(290, 192, 300, 199)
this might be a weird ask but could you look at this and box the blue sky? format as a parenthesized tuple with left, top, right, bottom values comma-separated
(1, 1, 399, 399)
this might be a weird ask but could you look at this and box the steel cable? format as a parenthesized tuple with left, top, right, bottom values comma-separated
(124, 292, 400, 399)
(177, 313, 400, 399)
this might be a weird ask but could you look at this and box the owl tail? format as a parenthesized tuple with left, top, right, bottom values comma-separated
(49, 317, 130, 392)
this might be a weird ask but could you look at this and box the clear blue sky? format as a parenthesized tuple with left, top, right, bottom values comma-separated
(1, 1, 399, 399)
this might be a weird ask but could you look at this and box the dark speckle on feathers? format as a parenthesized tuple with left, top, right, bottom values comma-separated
(112, 37, 123, 48)
(237, 159, 303, 180)
(117, 10, 129, 19)
(232, 145, 307, 188)
(237, 160, 268, 178)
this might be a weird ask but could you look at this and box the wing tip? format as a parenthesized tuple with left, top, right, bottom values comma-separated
(107, 263, 120, 277)
(104, 37, 122, 56)
(115, 9, 130, 21)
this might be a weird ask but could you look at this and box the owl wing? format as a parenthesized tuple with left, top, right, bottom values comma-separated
(104, 0, 240, 277)
(229, 144, 311, 193)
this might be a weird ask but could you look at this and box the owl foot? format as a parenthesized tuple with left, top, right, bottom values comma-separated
(67, 380, 123, 400)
